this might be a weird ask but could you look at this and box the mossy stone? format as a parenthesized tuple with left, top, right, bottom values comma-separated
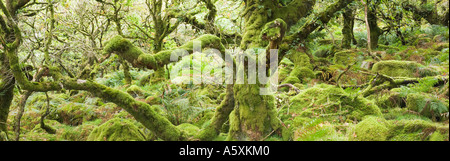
(286, 84, 381, 121)
(333, 50, 357, 65)
(350, 116, 390, 141)
(177, 123, 200, 138)
(126, 85, 145, 97)
(87, 118, 146, 141)
(372, 60, 438, 78)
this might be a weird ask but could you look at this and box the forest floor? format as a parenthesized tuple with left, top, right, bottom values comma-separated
(5, 24, 449, 141)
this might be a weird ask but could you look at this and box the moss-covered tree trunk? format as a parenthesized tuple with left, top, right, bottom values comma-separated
(342, 7, 354, 49)
(0, 54, 14, 140)
(367, 0, 381, 49)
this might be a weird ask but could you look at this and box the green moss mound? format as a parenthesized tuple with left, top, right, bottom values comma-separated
(285, 84, 381, 121)
(87, 118, 146, 141)
(55, 102, 97, 126)
(372, 60, 438, 78)
(294, 119, 346, 141)
(349, 116, 390, 141)
(126, 85, 146, 97)
(387, 119, 446, 141)
(333, 50, 358, 65)
(177, 123, 200, 138)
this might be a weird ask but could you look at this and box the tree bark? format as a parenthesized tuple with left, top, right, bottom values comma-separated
(342, 6, 355, 49)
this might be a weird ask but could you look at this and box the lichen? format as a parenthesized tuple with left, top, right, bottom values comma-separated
(87, 118, 146, 141)
(372, 60, 438, 78)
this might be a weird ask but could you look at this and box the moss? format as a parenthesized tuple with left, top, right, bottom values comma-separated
(103, 35, 145, 65)
(349, 116, 390, 141)
(227, 83, 280, 141)
(393, 119, 435, 133)
(145, 95, 161, 105)
(61, 120, 100, 141)
(284, 50, 312, 69)
(23, 120, 63, 141)
(104, 34, 224, 70)
(260, 18, 287, 42)
(313, 45, 336, 58)
(387, 119, 442, 141)
(432, 42, 449, 51)
(193, 111, 214, 128)
(413, 37, 432, 46)
(292, 119, 346, 141)
(429, 131, 447, 141)
(285, 84, 381, 121)
(126, 85, 145, 98)
(278, 58, 295, 83)
(87, 118, 146, 141)
(373, 90, 404, 109)
(196, 85, 234, 141)
(212, 133, 228, 141)
(177, 123, 200, 139)
(383, 107, 432, 121)
(388, 133, 422, 141)
(56, 102, 97, 126)
(69, 92, 88, 103)
(138, 73, 153, 86)
(406, 93, 449, 120)
(281, 50, 314, 84)
(282, 76, 301, 84)
(333, 50, 358, 65)
(372, 60, 438, 78)
(377, 44, 400, 51)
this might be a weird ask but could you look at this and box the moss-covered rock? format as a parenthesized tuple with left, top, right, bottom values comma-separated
(387, 119, 443, 141)
(405, 93, 449, 121)
(62, 119, 102, 141)
(55, 102, 97, 126)
(87, 118, 146, 141)
(293, 119, 346, 141)
(372, 60, 438, 78)
(333, 50, 358, 65)
(413, 37, 431, 46)
(373, 90, 404, 109)
(144, 96, 160, 105)
(69, 92, 89, 103)
(429, 131, 447, 141)
(285, 84, 381, 122)
(432, 43, 449, 51)
(126, 85, 145, 97)
(278, 58, 294, 83)
(349, 116, 390, 141)
(177, 123, 200, 138)
(314, 45, 337, 58)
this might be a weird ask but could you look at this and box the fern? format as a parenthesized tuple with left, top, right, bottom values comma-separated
(399, 77, 438, 97)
